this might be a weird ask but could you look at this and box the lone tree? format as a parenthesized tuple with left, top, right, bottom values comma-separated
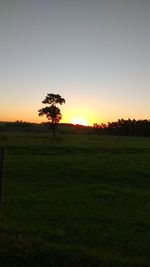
(38, 93, 65, 137)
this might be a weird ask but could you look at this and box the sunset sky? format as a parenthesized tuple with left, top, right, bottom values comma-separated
(0, 0, 150, 125)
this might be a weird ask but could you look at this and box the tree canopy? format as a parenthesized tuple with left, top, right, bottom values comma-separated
(38, 93, 65, 136)
(42, 94, 65, 106)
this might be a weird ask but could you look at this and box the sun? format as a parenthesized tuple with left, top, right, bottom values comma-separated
(72, 117, 88, 126)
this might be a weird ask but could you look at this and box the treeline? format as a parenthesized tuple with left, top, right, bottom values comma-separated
(0, 119, 150, 136)
(94, 119, 150, 136)
(0, 121, 45, 133)
(0, 121, 93, 134)
(8, 120, 34, 128)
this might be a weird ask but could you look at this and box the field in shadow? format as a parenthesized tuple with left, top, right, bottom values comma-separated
(0, 133, 150, 266)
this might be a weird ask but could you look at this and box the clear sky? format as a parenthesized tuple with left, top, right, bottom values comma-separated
(0, 0, 150, 125)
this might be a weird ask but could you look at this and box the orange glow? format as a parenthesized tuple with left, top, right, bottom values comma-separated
(62, 105, 96, 126)
(72, 117, 88, 126)
(0, 102, 100, 126)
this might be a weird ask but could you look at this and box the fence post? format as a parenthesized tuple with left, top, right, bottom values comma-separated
(0, 147, 5, 208)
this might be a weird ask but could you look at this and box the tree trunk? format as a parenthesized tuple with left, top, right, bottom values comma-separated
(51, 122, 56, 137)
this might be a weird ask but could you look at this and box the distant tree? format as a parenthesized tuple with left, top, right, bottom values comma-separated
(38, 93, 65, 137)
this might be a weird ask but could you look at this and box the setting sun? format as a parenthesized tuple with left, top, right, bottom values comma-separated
(63, 106, 95, 126)
(72, 117, 88, 126)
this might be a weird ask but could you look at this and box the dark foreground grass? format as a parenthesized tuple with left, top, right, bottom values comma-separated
(0, 132, 150, 266)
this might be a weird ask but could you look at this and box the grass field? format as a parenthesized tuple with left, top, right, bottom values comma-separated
(0, 132, 150, 266)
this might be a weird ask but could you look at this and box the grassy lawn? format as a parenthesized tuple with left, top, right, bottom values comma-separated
(0, 132, 150, 266)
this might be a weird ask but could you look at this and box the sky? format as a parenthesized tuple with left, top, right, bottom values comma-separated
(0, 0, 150, 125)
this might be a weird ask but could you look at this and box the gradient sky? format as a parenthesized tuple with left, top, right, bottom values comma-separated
(0, 0, 150, 125)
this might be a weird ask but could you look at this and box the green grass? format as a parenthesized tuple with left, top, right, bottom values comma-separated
(0, 132, 150, 266)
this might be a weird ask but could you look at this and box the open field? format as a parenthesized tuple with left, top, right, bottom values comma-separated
(0, 132, 150, 266)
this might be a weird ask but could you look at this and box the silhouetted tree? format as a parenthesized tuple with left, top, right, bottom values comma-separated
(38, 93, 65, 137)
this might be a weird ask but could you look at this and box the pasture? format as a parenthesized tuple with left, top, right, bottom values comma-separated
(0, 132, 150, 266)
